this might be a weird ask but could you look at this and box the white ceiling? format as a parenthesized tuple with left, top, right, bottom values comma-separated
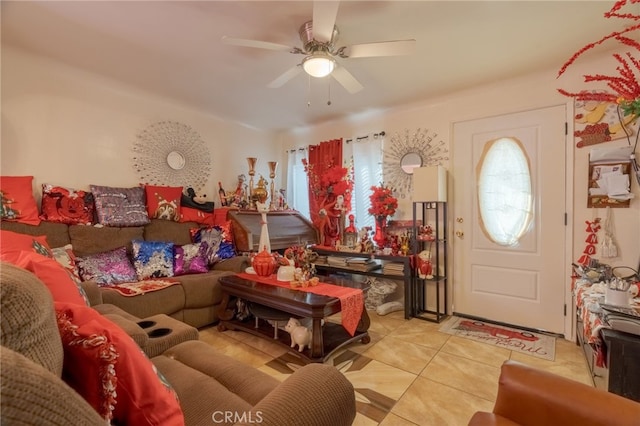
(1, 1, 635, 132)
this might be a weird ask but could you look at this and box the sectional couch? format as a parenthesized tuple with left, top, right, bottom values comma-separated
(1, 218, 250, 328)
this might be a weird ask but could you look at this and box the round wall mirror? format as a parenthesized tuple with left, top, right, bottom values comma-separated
(400, 152, 422, 174)
(166, 151, 186, 170)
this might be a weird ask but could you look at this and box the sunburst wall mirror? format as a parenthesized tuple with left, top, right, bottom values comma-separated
(133, 121, 211, 192)
(383, 128, 449, 199)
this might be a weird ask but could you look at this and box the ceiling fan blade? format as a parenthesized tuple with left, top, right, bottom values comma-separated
(332, 66, 363, 94)
(221, 36, 292, 52)
(267, 65, 303, 88)
(313, 1, 340, 43)
(347, 39, 416, 58)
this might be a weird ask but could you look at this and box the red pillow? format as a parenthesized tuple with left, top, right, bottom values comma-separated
(145, 185, 182, 222)
(40, 184, 94, 225)
(55, 301, 184, 425)
(0, 176, 40, 225)
(1, 250, 88, 306)
(179, 206, 215, 226)
(0, 229, 52, 257)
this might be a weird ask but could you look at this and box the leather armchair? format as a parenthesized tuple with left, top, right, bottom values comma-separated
(468, 360, 640, 426)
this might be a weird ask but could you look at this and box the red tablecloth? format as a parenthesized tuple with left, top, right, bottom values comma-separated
(236, 272, 363, 336)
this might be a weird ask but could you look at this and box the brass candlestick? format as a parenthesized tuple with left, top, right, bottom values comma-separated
(246, 157, 257, 207)
(268, 161, 278, 210)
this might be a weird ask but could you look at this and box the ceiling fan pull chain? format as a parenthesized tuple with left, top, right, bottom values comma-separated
(327, 79, 332, 106)
(307, 74, 312, 107)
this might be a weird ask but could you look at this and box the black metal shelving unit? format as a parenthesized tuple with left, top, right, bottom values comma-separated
(411, 201, 448, 323)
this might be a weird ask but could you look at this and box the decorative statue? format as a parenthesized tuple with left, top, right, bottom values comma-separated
(417, 250, 434, 279)
(284, 318, 312, 352)
(256, 201, 271, 253)
(359, 226, 374, 253)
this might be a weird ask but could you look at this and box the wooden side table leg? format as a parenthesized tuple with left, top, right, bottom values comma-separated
(218, 292, 235, 322)
(311, 317, 324, 359)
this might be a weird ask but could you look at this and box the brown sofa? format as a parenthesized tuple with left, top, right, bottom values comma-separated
(468, 360, 640, 426)
(0, 262, 357, 426)
(1, 219, 250, 328)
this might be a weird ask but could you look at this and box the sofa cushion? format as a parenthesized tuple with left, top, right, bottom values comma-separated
(55, 301, 184, 425)
(76, 246, 137, 285)
(132, 240, 175, 279)
(179, 206, 215, 226)
(0, 221, 70, 248)
(100, 284, 186, 320)
(177, 271, 229, 309)
(144, 219, 198, 245)
(90, 185, 150, 227)
(0, 262, 64, 376)
(39, 183, 94, 225)
(2, 251, 89, 307)
(173, 242, 209, 276)
(0, 175, 40, 226)
(145, 185, 182, 222)
(1, 346, 106, 425)
(190, 227, 223, 265)
(51, 244, 82, 284)
(69, 224, 144, 257)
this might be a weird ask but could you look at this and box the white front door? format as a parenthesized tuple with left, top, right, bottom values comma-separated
(452, 105, 568, 334)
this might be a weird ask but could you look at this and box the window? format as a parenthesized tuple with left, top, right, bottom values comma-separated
(477, 137, 533, 246)
(343, 137, 383, 231)
(286, 148, 310, 220)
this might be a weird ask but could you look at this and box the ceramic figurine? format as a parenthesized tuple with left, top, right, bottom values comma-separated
(284, 318, 312, 352)
(417, 250, 434, 279)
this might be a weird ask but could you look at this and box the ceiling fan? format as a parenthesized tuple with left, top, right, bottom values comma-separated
(222, 1, 416, 94)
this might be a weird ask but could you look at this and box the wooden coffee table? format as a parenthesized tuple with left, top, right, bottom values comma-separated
(217, 274, 370, 363)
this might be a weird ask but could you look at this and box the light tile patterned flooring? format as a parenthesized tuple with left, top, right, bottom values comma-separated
(199, 310, 592, 425)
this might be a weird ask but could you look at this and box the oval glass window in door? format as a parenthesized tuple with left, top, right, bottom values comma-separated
(477, 137, 533, 246)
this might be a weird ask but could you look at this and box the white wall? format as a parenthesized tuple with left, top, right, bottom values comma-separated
(1, 46, 280, 203)
(278, 48, 640, 270)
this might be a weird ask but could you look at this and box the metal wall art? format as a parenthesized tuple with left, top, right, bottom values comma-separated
(133, 121, 211, 191)
(383, 128, 448, 199)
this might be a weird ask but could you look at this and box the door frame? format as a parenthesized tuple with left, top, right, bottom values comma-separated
(448, 102, 575, 340)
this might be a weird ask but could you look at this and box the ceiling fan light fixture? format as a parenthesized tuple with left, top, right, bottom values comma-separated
(302, 53, 336, 78)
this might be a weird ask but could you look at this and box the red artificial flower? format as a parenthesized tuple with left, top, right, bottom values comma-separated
(368, 184, 398, 218)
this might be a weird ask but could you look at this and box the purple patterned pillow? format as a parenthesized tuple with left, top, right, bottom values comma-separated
(190, 227, 223, 265)
(131, 240, 174, 280)
(173, 242, 209, 276)
(76, 246, 137, 285)
(90, 185, 150, 227)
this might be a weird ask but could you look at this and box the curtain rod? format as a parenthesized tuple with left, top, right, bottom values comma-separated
(345, 130, 385, 143)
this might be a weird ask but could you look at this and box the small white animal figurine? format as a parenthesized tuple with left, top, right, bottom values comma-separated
(284, 318, 312, 352)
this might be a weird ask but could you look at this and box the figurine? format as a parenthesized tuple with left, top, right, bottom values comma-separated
(256, 201, 271, 253)
(359, 226, 374, 253)
(417, 250, 434, 279)
(284, 318, 312, 352)
(181, 188, 214, 212)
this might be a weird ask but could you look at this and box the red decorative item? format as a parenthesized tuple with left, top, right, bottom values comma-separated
(252, 248, 277, 277)
(373, 215, 387, 249)
(578, 219, 601, 266)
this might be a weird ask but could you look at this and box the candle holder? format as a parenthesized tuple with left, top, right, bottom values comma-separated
(268, 161, 278, 210)
(247, 157, 257, 207)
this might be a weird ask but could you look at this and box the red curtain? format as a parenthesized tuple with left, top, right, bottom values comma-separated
(306, 139, 343, 245)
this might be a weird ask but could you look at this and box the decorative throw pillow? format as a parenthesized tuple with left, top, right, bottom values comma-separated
(2, 250, 89, 306)
(40, 184, 94, 225)
(215, 221, 236, 260)
(145, 185, 182, 222)
(90, 185, 149, 227)
(131, 240, 174, 280)
(55, 301, 184, 426)
(179, 206, 215, 226)
(173, 242, 209, 276)
(76, 246, 137, 285)
(0, 229, 52, 257)
(190, 227, 223, 265)
(51, 244, 82, 284)
(0, 176, 40, 225)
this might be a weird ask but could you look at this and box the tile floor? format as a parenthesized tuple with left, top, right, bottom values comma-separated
(199, 310, 592, 426)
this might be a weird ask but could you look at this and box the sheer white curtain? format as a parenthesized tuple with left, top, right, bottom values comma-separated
(343, 137, 383, 231)
(286, 148, 310, 220)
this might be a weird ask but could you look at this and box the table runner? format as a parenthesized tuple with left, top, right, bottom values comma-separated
(236, 272, 363, 336)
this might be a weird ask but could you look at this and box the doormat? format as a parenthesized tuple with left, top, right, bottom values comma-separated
(439, 316, 555, 361)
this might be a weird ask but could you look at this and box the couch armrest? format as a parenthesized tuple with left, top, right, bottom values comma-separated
(213, 256, 250, 273)
(236, 363, 356, 426)
(473, 360, 640, 426)
(79, 281, 103, 306)
(101, 313, 149, 349)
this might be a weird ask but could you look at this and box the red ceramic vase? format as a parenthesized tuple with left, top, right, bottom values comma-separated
(373, 215, 387, 250)
(252, 248, 277, 277)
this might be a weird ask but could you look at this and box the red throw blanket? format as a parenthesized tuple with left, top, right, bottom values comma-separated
(236, 273, 363, 336)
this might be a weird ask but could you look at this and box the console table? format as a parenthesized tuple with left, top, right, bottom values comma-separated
(217, 274, 370, 363)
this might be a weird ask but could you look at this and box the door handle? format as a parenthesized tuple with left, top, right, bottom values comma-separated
(455, 231, 464, 238)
